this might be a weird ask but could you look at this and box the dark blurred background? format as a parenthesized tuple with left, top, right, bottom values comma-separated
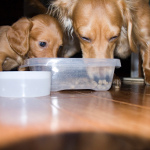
(0, 0, 50, 26)
(0, 0, 23, 26)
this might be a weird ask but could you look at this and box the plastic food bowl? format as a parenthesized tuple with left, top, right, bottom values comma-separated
(0, 71, 51, 97)
(20, 58, 121, 91)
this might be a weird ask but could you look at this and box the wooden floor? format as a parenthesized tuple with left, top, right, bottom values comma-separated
(0, 81, 150, 150)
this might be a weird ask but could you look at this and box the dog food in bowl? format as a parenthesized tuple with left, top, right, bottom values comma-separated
(20, 58, 121, 91)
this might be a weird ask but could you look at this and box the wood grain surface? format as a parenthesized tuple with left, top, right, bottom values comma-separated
(0, 82, 150, 150)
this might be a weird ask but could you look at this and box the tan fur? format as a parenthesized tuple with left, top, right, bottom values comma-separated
(49, 0, 150, 84)
(0, 14, 63, 71)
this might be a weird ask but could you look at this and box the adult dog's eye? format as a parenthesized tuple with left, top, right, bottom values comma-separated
(109, 36, 118, 42)
(81, 36, 91, 42)
(39, 41, 47, 47)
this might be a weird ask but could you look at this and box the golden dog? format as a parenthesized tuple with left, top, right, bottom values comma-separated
(49, 0, 150, 85)
(0, 14, 63, 71)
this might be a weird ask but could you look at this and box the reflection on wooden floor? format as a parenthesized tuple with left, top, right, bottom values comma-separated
(0, 82, 150, 150)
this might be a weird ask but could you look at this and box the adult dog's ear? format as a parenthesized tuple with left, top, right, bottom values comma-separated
(7, 17, 33, 56)
(49, 0, 78, 31)
(118, 0, 137, 53)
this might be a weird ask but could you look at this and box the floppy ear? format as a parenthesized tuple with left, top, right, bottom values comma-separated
(7, 17, 33, 56)
(48, 0, 78, 32)
(118, 0, 137, 53)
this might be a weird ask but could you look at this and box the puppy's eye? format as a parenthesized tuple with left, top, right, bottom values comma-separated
(58, 45, 63, 52)
(39, 41, 47, 48)
(59, 45, 63, 50)
(81, 36, 91, 42)
(109, 36, 118, 42)
(57, 45, 63, 57)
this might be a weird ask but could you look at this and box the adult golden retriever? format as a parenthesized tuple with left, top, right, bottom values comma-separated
(49, 0, 150, 85)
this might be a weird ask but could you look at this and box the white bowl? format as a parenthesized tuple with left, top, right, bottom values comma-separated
(0, 71, 51, 97)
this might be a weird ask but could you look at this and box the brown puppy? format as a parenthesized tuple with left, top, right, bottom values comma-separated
(0, 14, 63, 71)
(49, 0, 150, 85)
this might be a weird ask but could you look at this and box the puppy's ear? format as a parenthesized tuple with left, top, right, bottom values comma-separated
(7, 17, 33, 56)
(118, 0, 137, 52)
(49, 0, 78, 31)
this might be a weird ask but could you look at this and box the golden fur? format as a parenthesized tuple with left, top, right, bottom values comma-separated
(49, 0, 150, 84)
(0, 14, 63, 71)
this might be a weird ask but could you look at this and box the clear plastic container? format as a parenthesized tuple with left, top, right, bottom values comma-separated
(0, 71, 51, 97)
(20, 58, 121, 91)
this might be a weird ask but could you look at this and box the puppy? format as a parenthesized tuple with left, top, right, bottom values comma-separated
(0, 14, 63, 71)
(49, 0, 150, 85)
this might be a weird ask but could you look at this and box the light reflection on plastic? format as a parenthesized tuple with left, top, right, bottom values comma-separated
(45, 59, 57, 66)
(52, 67, 59, 73)
(20, 98, 27, 125)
